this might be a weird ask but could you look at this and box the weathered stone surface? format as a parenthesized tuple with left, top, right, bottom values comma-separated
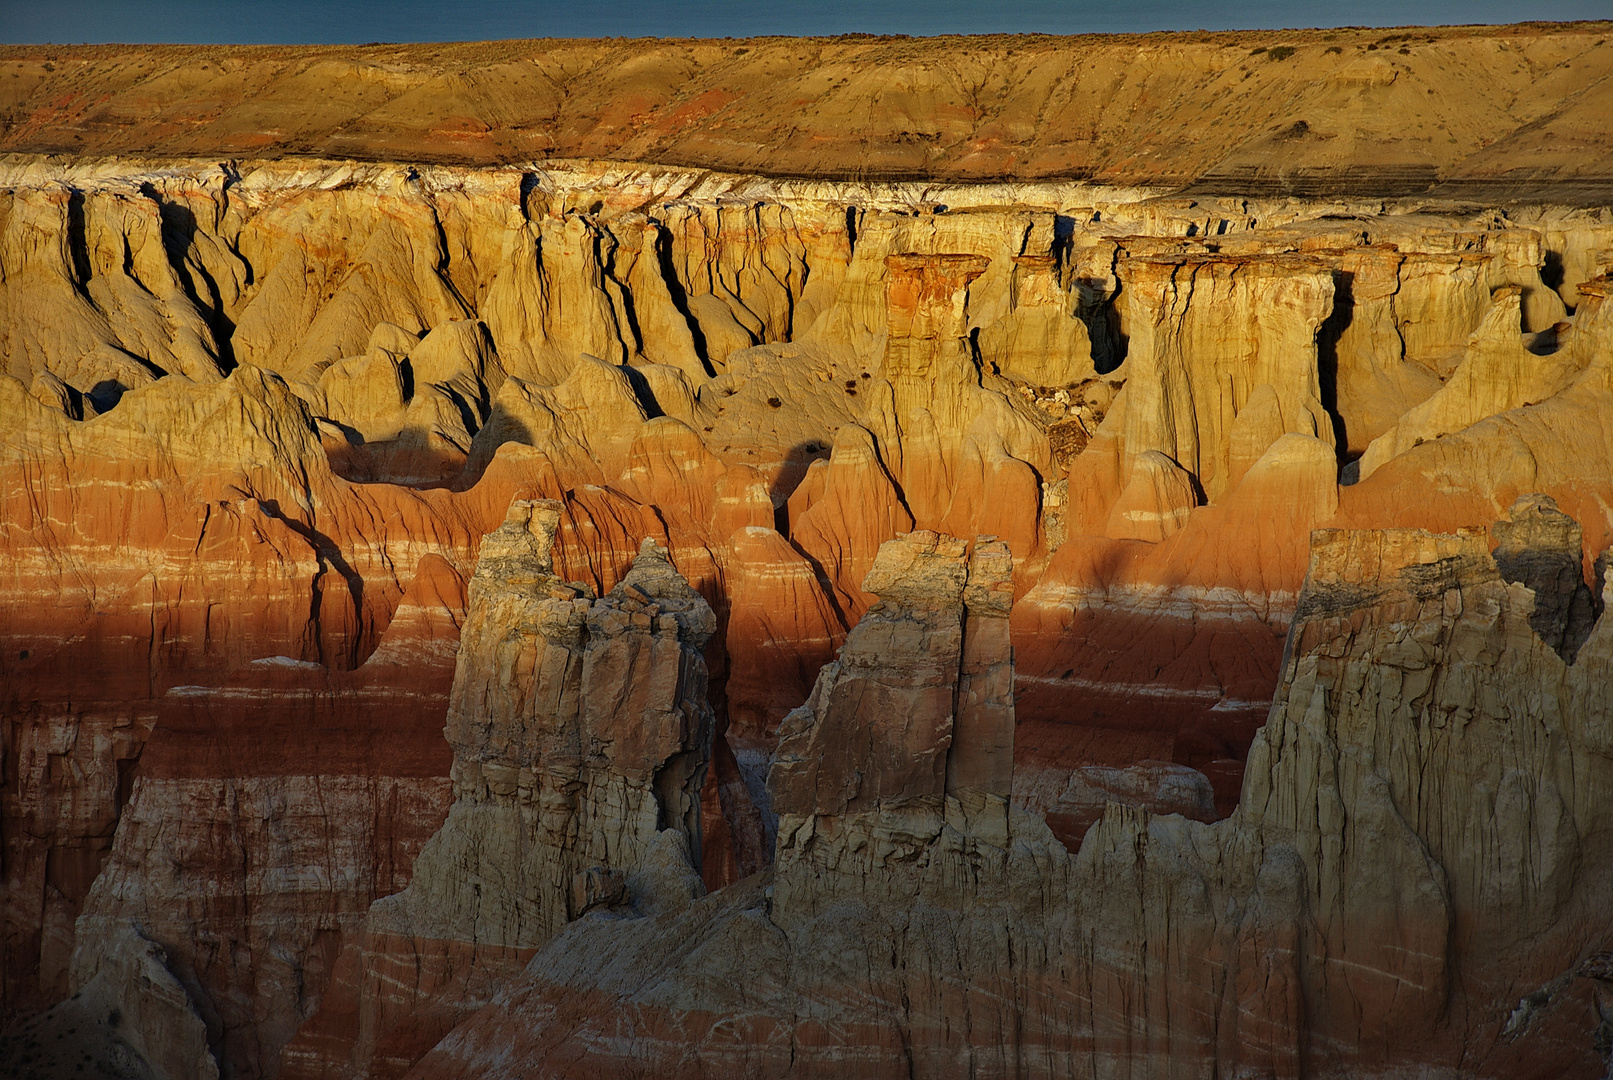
(1043, 759, 1217, 850)
(62, 554, 469, 1080)
(1358, 284, 1589, 479)
(1119, 253, 1337, 504)
(1492, 493, 1603, 662)
(1, 135, 1611, 1080)
(1103, 449, 1198, 543)
(722, 526, 845, 747)
(401, 520, 1613, 1080)
(772, 530, 971, 817)
(280, 502, 717, 1078)
(0, 921, 216, 1080)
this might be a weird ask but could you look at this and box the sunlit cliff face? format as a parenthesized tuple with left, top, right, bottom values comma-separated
(3, 22, 1613, 1080)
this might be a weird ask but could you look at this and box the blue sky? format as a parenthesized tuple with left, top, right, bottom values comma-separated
(3, 0, 1609, 44)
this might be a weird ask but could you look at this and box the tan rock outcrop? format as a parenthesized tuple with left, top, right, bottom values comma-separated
(1491, 493, 1602, 662)
(3, 146, 1611, 1080)
(1103, 449, 1198, 542)
(1321, 244, 1448, 451)
(0, 183, 227, 399)
(1119, 252, 1337, 503)
(769, 530, 995, 817)
(1336, 272, 1613, 558)
(1358, 284, 1590, 479)
(788, 424, 914, 621)
(284, 500, 718, 1077)
(976, 254, 1097, 388)
(400, 517, 1613, 1080)
(232, 183, 470, 377)
(483, 213, 630, 384)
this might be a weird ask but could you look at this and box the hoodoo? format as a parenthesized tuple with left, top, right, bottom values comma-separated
(2, 21, 1612, 1080)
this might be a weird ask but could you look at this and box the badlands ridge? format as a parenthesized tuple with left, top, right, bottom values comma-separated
(2, 21, 1613, 1080)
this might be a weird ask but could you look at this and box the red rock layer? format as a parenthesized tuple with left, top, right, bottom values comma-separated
(3, 155, 1612, 1078)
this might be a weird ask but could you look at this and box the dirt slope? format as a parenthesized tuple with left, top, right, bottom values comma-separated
(3, 23, 1612, 197)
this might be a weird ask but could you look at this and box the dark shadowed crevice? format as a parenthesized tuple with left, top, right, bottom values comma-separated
(1315, 269, 1354, 455)
(159, 199, 240, 371)
(1492, 495, 1603, 664)
(1087, 289, 1127, 375)
(255, 498, 368, 670)
(65, 191, 94, 299)
(1541, 249, 1566, 292)
(652, 223, 716, 377)
(618, 365, 665, 419)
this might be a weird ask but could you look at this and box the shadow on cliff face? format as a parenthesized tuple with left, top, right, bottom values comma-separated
(1542, 248, 1567, 294)
(1084, 286, 1128, 375)
(769, 439, 832, 537)
(1013, 656, 1269, 832)
(1317, 268, 1355, 454)
(256, 498, 367, 670)
(1491, 495, 1607, 664)
(147, 186, 239, 374)
(1010, 527, 1284, 830)
(323, 424, 478, 490)
(651, 224, 718, 378)
(617, 364, 664, 420)
(1528, 319, 1572, 356)
(84, 377, 135, 414)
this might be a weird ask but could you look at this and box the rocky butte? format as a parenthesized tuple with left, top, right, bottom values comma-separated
(0, 20, 1612, 1080)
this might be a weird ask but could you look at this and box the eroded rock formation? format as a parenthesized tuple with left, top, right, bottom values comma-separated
(279, 502, 717, 1077)
(399, 520, 1613, 1080)
(1, 34, 1612, 1074)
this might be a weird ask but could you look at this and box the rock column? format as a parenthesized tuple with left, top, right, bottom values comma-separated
(282, 499, 717, 1077)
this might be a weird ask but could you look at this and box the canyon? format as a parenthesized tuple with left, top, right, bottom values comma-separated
(1, 20, 1612, 1080)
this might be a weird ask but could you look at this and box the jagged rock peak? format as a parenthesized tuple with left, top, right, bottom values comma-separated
(859, 528, 970, 607)
(771, 529, 1014, 817)
(329, 510, 718, 1068)
(471, 497, 564, 584)
(604, 537, 717, 648)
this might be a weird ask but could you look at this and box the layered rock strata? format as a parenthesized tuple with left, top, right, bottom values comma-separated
(280, 500, 717, 1078)
(1, 146, 1612, 1079)
(400, 517, 1613, 1080)
(4, 26, 1612, 196)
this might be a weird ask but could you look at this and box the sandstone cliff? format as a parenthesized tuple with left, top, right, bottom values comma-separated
(0, 121, 1610, 1079)
(279, 501, 717, 1078)
(399, 516, 1613, 1080)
